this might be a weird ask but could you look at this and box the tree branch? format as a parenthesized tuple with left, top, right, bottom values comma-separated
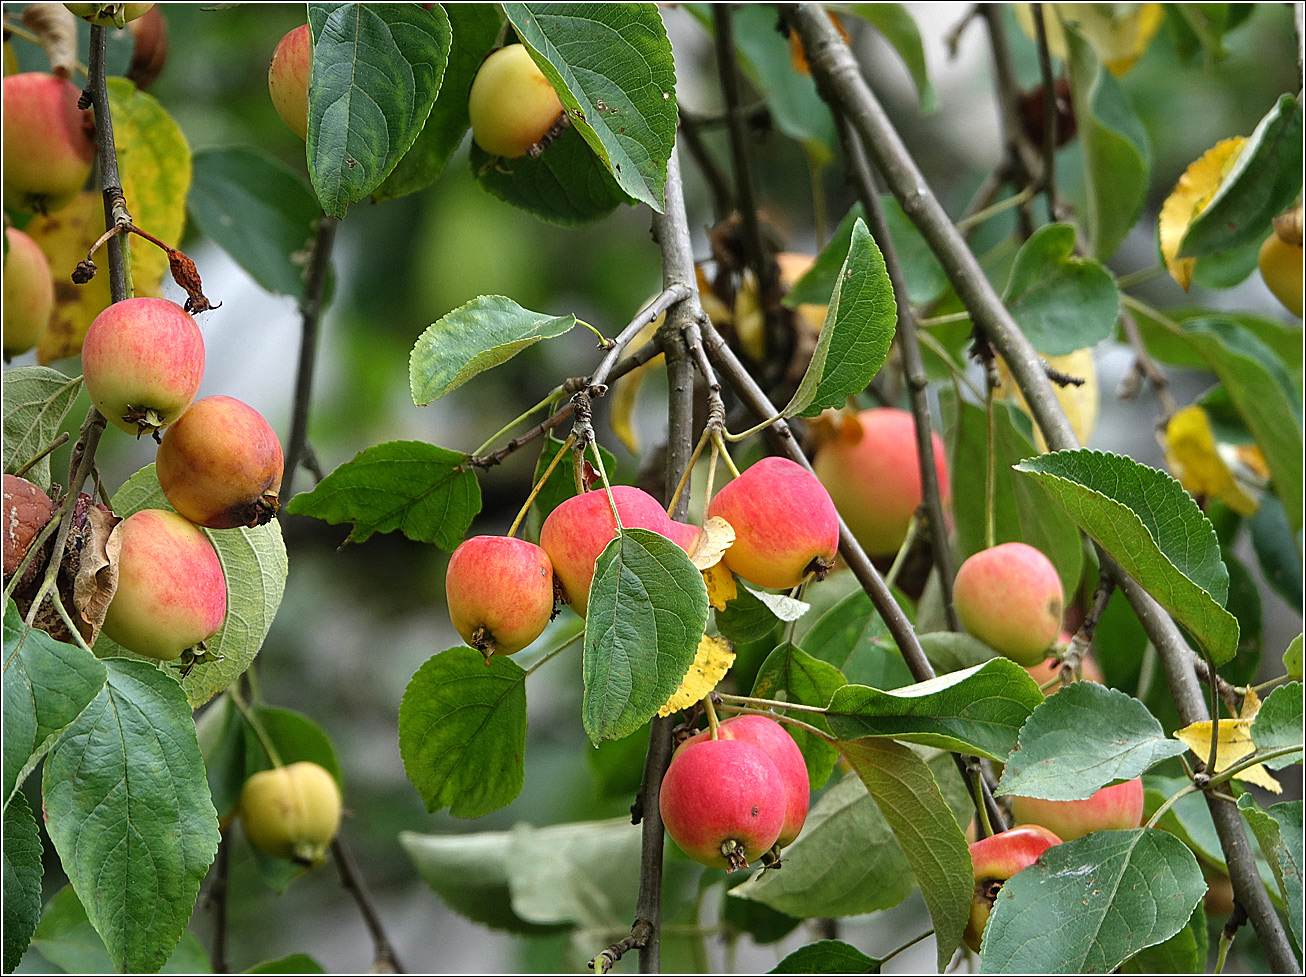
(331, 836, 404, 973)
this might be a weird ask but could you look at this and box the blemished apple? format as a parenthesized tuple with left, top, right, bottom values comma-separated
(239, 761, 342, 866)
(445, 535, 555, 656)
(2, 474, 56, 590)
(812, 407, 951, 558)
(965, 824, 1062, 952)
(706, 456, 839, 591)
(953, 542, 1064, 666)
(468, 44, 565, 158)
(659, 737, 786, 871)
(1009, 778, 1144, 841)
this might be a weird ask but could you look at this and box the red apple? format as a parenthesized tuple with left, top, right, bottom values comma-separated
(268, 24, 311, 140)
(965, 824, 1062, 952)
(953, 542, 1064, 666)
(1009, 778, 1144, 841)
(2, 73, 96, 214)
(445, 535, 555, 656)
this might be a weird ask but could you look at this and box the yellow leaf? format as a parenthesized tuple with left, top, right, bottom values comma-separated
(659, 635, 735, 717)
(1016, 4, 1165, 76)
(1163, 405, 1260, 516)
(704, 561, 737, 611)
(1174, 718, 1281, 793)
(996, 347, 1099, 450)
(1159, 137, 1246, 291)
(734, 269, 766, 362)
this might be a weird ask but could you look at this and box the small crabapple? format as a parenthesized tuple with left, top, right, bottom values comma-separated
(156, 396, 283, 528)
(445, 535, 555, 656)
(953, 542, 1064, 666)
(239, 761, 342, 866)
(81, 297, 205, 437)
(101, 509, 226, 661)
(2, 474, 56, 591)
(1009, 778, 1144, 841)
(1259, 231, 1303, 318)
(812, 408, 951, 558)
(706, 456, 839, 591)
(964, 824, 1062, 952)
(3, 227, 55, 358)
(2, 73, 96, 214)
(268, 24, 311, 140)
(659, 737, 786, 871)
(467, 44, 564, 158)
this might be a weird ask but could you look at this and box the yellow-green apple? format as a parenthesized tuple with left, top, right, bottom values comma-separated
(467, 44, 564, 158)
(953, 542, 1064, 666)
(3, 227, 55, 358)
(239, 761, 342, 866)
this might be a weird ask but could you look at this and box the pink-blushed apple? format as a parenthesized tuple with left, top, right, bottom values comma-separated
(3, 227, 55, 358)
(445, 535, 555, 656)
(965, 824, 1062, 952)
(268, 24, 311, 140)
(2, 73, 96, 214)
(1009, 778, 1144, 841)
(953, 542, 1064, 666)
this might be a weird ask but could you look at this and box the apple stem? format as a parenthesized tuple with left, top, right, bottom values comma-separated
(700, 439, 721, 528)
(704, 696, 721, 739)
(229, 687, 285, 769)
(585, 438, 625, 532)
(507, 433, 575, 538)
(665, 427, 712, 518)
(713, 432, 741, 479)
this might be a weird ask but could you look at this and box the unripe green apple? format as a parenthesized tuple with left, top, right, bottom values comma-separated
(239, 761, 342, 866)
(445, 535, 555, 656)
(538, 485, 683, 614)
(706, 456, 838, 591)
(268, 24, 311, 140)
(659, 737, 786, 871)
(468, 44, 565, 158)
(3, 227, 55, 358)
(812, 408, 951, 557)
(2, 474, 56, 591)
(101, 509, 226, 661)
(2, 73, 97, 214)
(156, 396, 283, 528)
(965, 824, 1062, 952)
(64, 3, 154, 26)
(1259, 233, 1303, 318)
(953, 542, 1064, 666)
(1009, 778, 1144, 841)
(81, 297, 205, 437)
(679, 715, 809, 847)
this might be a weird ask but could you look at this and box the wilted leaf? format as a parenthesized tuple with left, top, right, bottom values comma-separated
(659, 635, 735, 716)
(1159, 137, 1246, 290)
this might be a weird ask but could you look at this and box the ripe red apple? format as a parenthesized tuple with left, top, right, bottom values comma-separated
(2, 73, 96, 214)
(953, 542, 1064, 666)
(467, 44, 565, 158)
(445, 535, 555, 656)
(965, 824, 1062, 952)
(812, 407, 951, 557)
(268, 24, 311, 140)
(538, 485, 684, 614)
(239, 761, 342, 866)
(1009, 778, 1144, 841)
(81, 297, 205, 437)
(101, 509, 226, 661)
(3, 227, 55, 358)
(156, 396, 283, 528)
(663, 519, 702, 555)
(706, 456, 839, 591)
(679, 715, 809, 847)
(659, 737, 786, 871)
(2, 474, 57, 591)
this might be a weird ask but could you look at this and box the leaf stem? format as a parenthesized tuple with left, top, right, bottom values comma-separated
(227, 688, 284, 768)
(1145, 783, 1198, 830)
(11, 431, 71, 479)
(715, 692, 828, 716)
(984, 379, 998, 550)
(472, 387, 565, 458)
(880, 929, 934, 965)
(1204, 745, 1302, 790)
(715, 704, 836, 744)
(523, 630, 582, 678)
(953, 185, 1035, 233)
(884, 515, 920, 592)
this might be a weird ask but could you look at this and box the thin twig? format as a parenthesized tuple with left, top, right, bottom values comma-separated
(1117, 306, 1178, 417)
(677, 109, 735, 221)
(283, 214, 338, 500)
(978, 6, 1038, 237)
(208, 834, 231, 973)
(331, 836, 404, 973)
(1030, 5, 1059, 217)
(590, 919, 653, 974)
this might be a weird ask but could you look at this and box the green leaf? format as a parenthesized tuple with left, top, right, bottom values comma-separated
(786, 219, 896, 418)
(838, 738, 972, 970)
(1179, 316, 1304, 533)
(374, 4, 501, 202)
(1179, 96, 1304, 259)
(1066, 27, 1150, 260)
(980, 829, 1206, 973)
(730, 774, 916, 919)
(1250, 682, 1303, 768)
(1002, 223, 1120, 355)
(285, 441, 481, 548)
(1125, 307, 1303, 373)
(918, 632, 997, 673)
(1, 367, 81, 490)
(1219, 552, 1263, 686)
(942, 389, 1084, 598)
(850, 4, 936, 112)
(306, 3, 451, 217)
(716, 585, 786, 645)
(3, 790, 43, 974)
(410, 295, 576, 405)
(582, 529, 708, 743)
(798, 590, 915, 692)
(752, 642, 843, 790)
(243, 953, 326, 974)
(23, 885, 211, 975)
(100, 465, 288, 709)
(721, 892, 801, 945)
(825, 658, 1043, 760)
(1121, 900, 1206, 974)
(469, 124, 632, 225)
(527, 433, 616, 538)
(1014, 449, 1240, 664)
(187, 147, 321, 299)
(1284, 635, 1303, 681)
(1238, 795, 1303, 952)
(1251, 498, 1303, 609)
(503, 3, 677, 211)
(398, 647, 527, 818)
(43, 659, 219, 974)
(770, 939, 881, 974)
(3, 600, 107, 806)
(996, 683, 1187, 800)
(195, 694, 246, 822)
(242, 705, 344, 784)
